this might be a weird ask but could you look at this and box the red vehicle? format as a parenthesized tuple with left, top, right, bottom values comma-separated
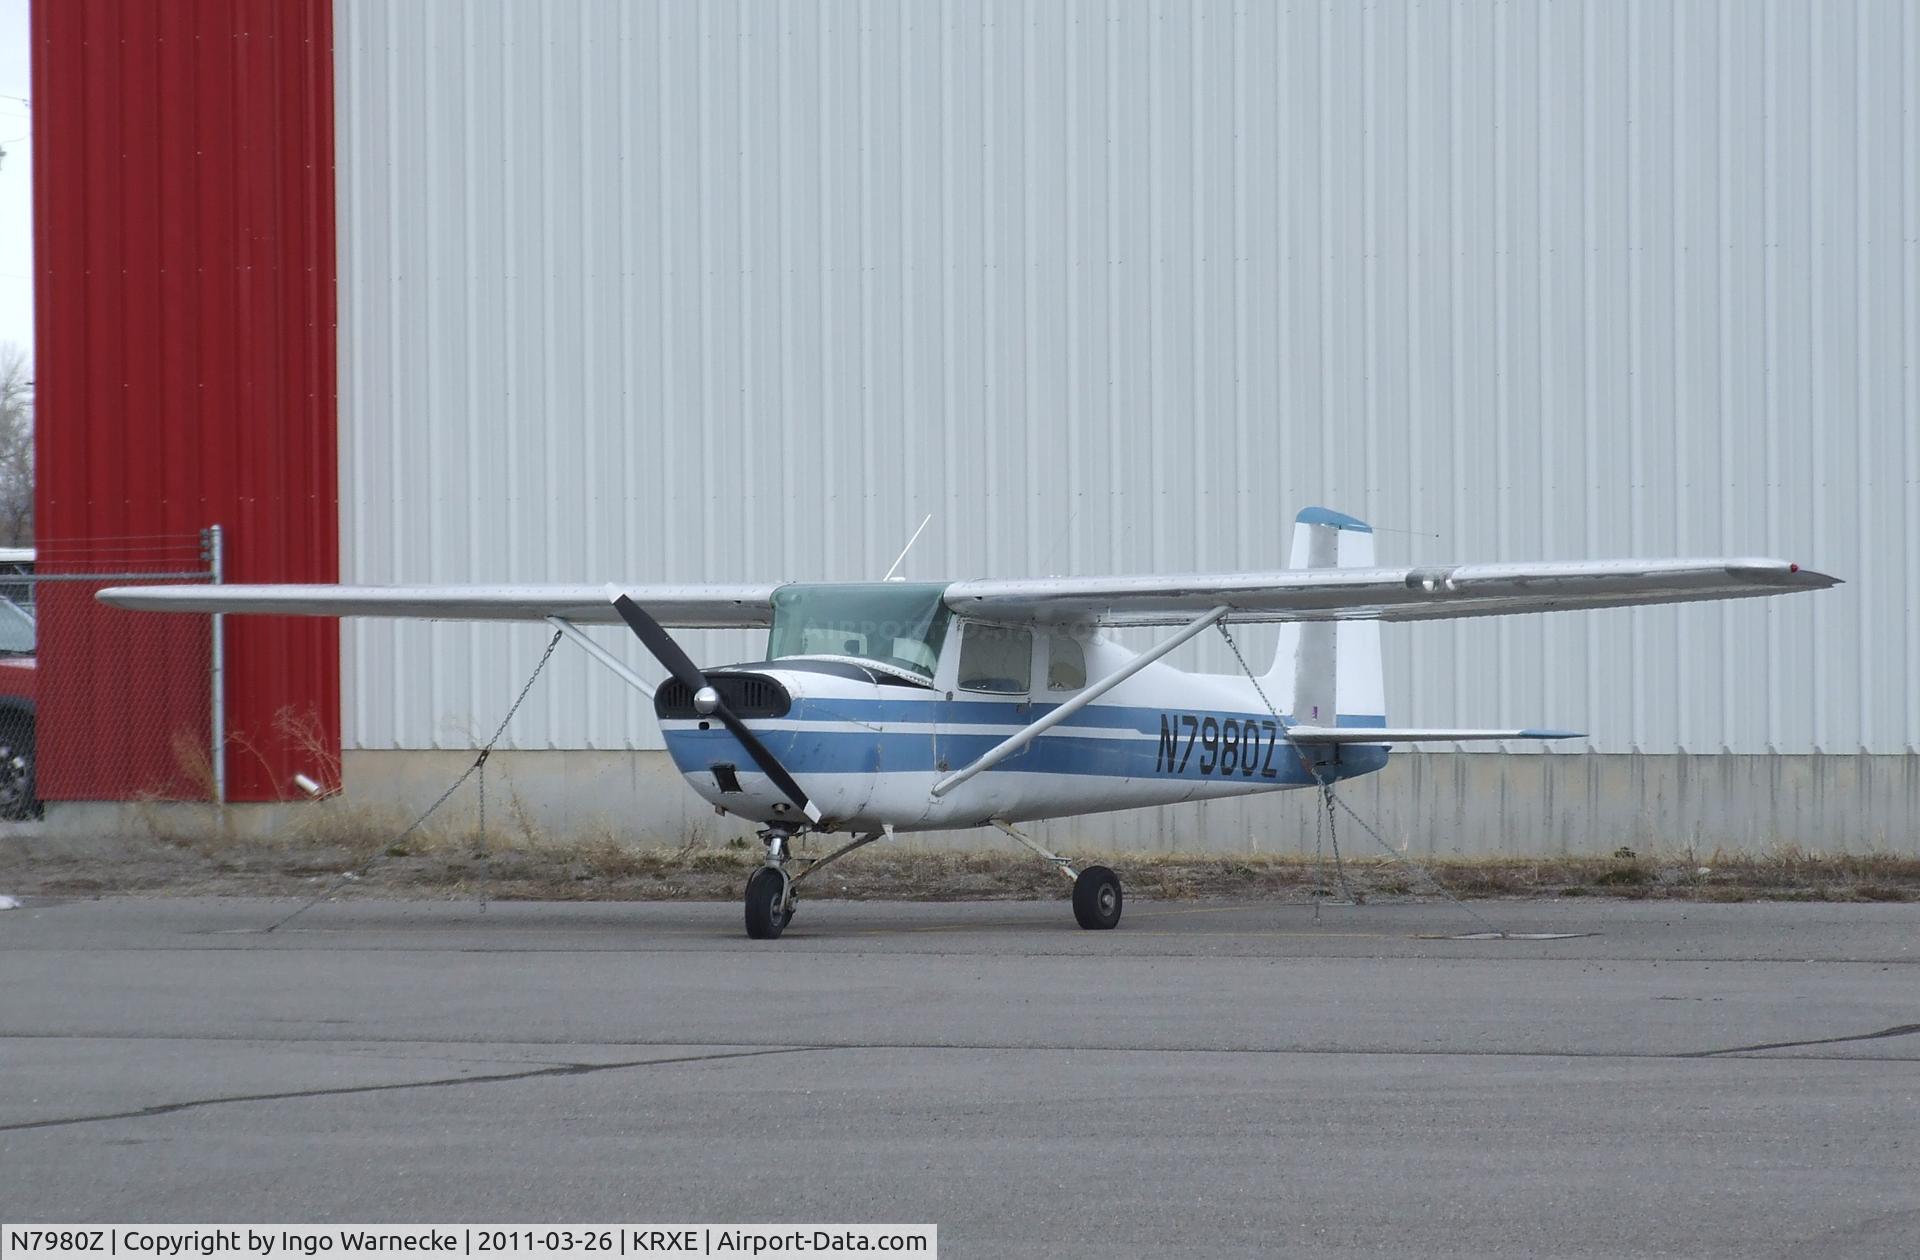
(0, 594, 37, 818)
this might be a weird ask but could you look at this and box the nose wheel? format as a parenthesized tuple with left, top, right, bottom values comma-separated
(744, 866, 793, 939)
(745, 828, 799, 940)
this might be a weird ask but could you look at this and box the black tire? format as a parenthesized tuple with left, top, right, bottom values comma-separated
(1072, 865, 1123, 930)
(744, 867, 792, 940)
(0, 714, 35, 822)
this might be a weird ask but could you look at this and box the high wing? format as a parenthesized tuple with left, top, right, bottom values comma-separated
(1286, 727, 1584, 744)
(944, 558, 1837, 627)
(97, 559, 1837, 628)
(94, 583, 778, 628)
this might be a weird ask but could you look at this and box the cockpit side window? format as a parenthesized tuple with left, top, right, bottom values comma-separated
(1046, 633, 1086, 691)
(957, 623, 1033, 694)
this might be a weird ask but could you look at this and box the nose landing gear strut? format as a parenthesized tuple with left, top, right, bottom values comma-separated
(743, 827, 796, 939)
(743, 824, 896, 940)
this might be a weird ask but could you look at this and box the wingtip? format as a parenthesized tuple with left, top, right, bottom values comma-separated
(1520, 729, 1585, 740)
(95, 586, 168, 610)
(1731, 561, 1842, 589)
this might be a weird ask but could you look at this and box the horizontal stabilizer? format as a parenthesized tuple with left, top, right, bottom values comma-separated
(1286, 727, 1583, 744)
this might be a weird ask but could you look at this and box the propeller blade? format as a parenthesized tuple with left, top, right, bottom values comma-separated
(607, 588, 823, 825)
(609, 590, 708, 693)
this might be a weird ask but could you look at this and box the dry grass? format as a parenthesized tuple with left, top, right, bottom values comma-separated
(3, 822, 1918, 903)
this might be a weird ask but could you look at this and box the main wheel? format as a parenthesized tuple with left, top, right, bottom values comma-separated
(1072, 865, 1123, 930)
(0, 714, 36, 822)
(744, 867, 792, 940)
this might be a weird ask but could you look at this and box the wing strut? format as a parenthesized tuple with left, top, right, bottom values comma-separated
(929, 604, 1231, 798)
(544, 615, 657, 698)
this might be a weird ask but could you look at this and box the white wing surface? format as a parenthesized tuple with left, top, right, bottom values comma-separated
(95, 583, 779, 629)
(99, 558, 1836, 629)
(945, 559, 1837, 627)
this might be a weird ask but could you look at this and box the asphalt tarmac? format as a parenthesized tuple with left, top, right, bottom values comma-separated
(2, 895, 1917, 1257)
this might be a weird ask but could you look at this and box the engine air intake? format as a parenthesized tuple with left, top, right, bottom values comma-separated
(655, 672, 792, 720)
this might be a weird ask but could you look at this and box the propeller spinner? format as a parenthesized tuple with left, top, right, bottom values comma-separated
(607, 589, 822, 824)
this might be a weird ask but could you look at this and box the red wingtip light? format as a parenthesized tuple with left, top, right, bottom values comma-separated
(1789, 563, 1800, 573)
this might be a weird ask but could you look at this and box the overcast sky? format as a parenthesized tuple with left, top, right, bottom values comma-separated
(0, 0, 30, 365)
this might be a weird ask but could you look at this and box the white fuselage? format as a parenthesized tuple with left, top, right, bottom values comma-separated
(659, 633, 1387, 834)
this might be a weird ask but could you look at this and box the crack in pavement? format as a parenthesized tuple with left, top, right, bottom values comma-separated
(1684, 1022, 1920, 1058)
(5, 1029, 1917, 1135)
(5, 1031, 1920, 1077)
(0, 1046, 819, 1134)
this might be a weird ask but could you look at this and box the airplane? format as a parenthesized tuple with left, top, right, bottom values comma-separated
(101, 507, 1838, 939)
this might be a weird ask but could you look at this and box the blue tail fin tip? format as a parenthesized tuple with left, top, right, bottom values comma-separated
(1296, 506, 1373, 533)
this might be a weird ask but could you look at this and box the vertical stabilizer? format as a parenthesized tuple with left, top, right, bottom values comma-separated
(1265, 508, 1386, 728)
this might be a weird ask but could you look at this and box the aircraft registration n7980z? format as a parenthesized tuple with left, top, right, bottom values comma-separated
(101, 507, 1837, 940)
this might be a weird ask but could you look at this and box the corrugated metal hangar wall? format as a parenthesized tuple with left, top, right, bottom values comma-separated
(335, 0, 1920, 853)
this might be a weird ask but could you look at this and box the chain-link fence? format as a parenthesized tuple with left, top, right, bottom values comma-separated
(10, 529, 223, 816)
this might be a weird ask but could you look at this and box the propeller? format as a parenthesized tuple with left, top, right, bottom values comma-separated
(607, 587, 822, 824)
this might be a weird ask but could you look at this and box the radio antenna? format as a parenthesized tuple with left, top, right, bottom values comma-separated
(882, 514, 934, 581)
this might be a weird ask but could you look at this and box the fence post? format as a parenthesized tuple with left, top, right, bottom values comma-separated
(205, 524, 226, 805)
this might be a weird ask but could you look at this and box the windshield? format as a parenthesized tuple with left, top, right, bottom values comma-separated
(767, 583, 951, 682)
(0, 597, 33, 655)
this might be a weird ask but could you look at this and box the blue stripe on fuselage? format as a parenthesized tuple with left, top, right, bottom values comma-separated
(663, 696, 1390, 785)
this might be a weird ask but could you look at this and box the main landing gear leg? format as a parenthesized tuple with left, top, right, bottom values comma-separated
(991, 820, 1123, 931)
(744, 827, 796, 940)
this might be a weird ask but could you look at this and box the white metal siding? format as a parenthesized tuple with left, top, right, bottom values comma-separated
(338, 0, 1920, 758)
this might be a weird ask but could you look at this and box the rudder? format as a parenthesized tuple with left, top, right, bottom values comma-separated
(1265, 508, 1386, 728)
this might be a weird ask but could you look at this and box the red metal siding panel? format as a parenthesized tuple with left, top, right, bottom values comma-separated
(32, 0, 340, 802)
